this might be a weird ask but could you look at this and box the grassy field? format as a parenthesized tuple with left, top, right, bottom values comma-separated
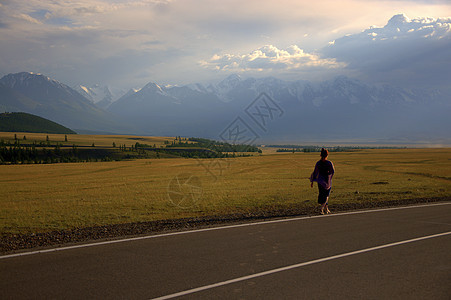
(0, 131, 176, 148)
(0, 136, 450, 235)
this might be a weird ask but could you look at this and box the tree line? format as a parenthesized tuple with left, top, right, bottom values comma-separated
(0, 140, 87, 164)
(0, 136, 262, 164)
(275, 145, 407, 153)
(166, 137, 260, 153)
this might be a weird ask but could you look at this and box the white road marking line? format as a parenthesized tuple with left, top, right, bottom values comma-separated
(150, 231, 451, 300)
(1, 202, 449, 260)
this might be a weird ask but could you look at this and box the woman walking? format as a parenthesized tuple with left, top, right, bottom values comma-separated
(310, 148, 335, 214)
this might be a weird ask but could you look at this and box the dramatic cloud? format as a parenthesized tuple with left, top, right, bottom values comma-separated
(0, 1, 450, 88)
(322, 14, 451, 89)
(201, 45, 344, 76)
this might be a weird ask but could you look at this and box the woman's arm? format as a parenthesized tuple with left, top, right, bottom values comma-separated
(310, 162, 319, 186)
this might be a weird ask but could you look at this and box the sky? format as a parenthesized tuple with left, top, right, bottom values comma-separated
(0, 0, 450, 90)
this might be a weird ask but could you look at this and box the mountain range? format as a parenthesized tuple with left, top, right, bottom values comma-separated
(73, 84, 127, 109)
(0, 72, 129, 134)
(0, 72, 449, 144)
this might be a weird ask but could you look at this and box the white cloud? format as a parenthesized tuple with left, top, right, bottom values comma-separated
(14, 13, 43, 25)
(201, 45, 344, 72)
(0, 1, 450, 88)
(327, 14, 450, 50)
(322, 14, 451, 89)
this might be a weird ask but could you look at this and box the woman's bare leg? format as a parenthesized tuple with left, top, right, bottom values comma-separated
(325, 198, 331, 213)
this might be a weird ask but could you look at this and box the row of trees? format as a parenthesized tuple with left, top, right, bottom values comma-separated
(135, 136, 261, 159)
(275, 145, 407, 153)
(276, 146, 358, 153)
(168, 137, 260, 153)
(0, 142, 76, 164)
(0, 135, 262, 164)
(0, 141, 115, 164)
(12, 134, 69, 142)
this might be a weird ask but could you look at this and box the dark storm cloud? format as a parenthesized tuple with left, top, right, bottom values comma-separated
(1, 0, 450, 88)
(322, 14, 451, 89)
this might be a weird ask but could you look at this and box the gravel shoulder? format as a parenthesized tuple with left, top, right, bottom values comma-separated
(1, 197, 449, 254)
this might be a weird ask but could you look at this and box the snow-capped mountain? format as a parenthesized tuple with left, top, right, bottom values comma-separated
(1, 72, 448, 142)
(108, 80, 229, 136)
(106, 74, 449, 141)
(2, 72, 81, 99)
(0, 72, 129, 133)
(73, 84, 127, 109)
(115, 88, 141, 102)
(184, 74, 439, 107)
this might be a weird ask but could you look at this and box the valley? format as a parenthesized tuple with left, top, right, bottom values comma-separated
(1, 134, 449, 252)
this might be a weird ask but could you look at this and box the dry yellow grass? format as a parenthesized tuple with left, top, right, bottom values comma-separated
(0, 132, 177, 148)
(1, 146, 450, 235)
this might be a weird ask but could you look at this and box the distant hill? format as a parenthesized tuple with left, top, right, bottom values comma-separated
(0, 112, 76, 134)
(0, 72, 130, 133)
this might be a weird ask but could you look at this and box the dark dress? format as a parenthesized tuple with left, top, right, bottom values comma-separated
(310, 160, 335, 204)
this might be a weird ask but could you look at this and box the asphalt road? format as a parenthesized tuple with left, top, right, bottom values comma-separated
(1, 203, 450, 299)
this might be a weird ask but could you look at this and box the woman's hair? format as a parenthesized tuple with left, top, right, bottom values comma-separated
(320, 148, 329, 158)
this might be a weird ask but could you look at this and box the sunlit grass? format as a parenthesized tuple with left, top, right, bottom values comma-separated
(0, 131, 176, 148)
(0, 148, 450, 234)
